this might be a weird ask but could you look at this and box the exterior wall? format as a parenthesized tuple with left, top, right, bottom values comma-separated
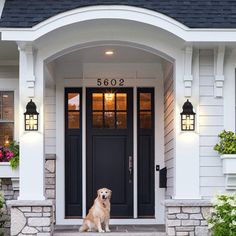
(0, 155, 56, 235)
(45, 85, 56, 154)
(163, 64, 174, 199)
(0, 179, 19, 236)
(199, 49, 225, 198)
(45, 155, 56, 225)
(165, 200, 212, 236)
(10, 201, 54, 236)
(45, 156, 56, 201)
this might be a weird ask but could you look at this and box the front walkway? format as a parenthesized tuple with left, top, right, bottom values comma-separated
(53, 225, 166, 236)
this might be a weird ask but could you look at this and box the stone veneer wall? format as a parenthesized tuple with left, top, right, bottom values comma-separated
(0, 154, 56, 235)
(165, 200, 212, 236)
(45, 154, 56, 225)
(10, 200, 53, 236)
(0, 179, 19, 235)
(45, 155, 56, 201)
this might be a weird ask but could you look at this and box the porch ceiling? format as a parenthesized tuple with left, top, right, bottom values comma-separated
(55, 45, 164, 64)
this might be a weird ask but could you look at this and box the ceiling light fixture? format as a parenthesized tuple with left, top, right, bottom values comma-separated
(105, 50, 114, 55)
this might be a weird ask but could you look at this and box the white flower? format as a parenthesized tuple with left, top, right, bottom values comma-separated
(231, 209, 236, 215)
(208, 223, 214, 229)
(227, 199, 236, 207)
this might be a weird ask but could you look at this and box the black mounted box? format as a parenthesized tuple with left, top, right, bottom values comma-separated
(159, 167, 167, 188)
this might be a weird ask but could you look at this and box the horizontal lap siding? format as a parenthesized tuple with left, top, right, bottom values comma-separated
(164, 66, 174, 198)
(45, 85, 56, 154)
(199, 49, 224, 199)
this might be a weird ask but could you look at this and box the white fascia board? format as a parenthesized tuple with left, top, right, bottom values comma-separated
(0, 0, 5, 19)
(1, 5, 236, 42)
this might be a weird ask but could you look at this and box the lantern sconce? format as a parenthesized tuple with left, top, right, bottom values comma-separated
(24, 99, 39, 131)
(180, 99, 196, 131)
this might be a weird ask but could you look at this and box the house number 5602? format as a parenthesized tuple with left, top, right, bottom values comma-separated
(97, 78, 125, 87)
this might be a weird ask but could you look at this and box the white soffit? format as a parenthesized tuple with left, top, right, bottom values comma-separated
(1, 5, 236, 42)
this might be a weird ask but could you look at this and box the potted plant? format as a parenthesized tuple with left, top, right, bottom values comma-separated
(0, 142, 19, 178)
(214, 130, 236, 174)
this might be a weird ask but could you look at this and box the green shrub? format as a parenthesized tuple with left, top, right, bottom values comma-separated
(208, 194, 236, 236)
(8, 141, 19, 169)
(214, 130, 236, 154)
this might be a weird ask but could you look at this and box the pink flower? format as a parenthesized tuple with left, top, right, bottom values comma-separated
(0, 147, 14, 162)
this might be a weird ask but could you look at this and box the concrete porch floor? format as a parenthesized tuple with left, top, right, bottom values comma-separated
(53, 225, 166, 236)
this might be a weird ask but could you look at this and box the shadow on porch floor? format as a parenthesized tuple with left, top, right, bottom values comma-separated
(53, 225, 166, 236)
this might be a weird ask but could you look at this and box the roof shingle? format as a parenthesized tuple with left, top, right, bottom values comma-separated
(1, 0, 236, 28)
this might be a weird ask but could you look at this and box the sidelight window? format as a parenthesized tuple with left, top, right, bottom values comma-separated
(67, 93, 80, 129)
(138, 92, 153, 129)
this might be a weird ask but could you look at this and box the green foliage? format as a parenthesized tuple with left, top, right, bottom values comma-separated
(8, 141, 19, 169)
(214, 130, 236, 154)
(0, 194, 3, 210)
(208, 194, 236, 236)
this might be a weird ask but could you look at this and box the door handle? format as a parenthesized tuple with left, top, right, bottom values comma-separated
(128, 156, 133, 183)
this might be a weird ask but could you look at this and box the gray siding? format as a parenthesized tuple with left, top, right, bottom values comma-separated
(164, 65, 174, 198)
(199, 49, 225, 198)
(45, 84, 56, 154)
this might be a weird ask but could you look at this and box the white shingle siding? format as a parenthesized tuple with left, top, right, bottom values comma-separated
(199, 49, 225, 198)
(45, 85, 56, 154)
(164, 65, 174, 198)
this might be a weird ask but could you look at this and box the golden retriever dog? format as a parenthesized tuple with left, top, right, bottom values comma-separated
(79, 188, 112, 233)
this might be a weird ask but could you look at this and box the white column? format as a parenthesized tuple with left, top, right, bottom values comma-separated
(174, 51, 201, 199)
(18, 43, 45, 200)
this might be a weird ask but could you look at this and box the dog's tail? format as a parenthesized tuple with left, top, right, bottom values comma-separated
(79, 222, 89, 232)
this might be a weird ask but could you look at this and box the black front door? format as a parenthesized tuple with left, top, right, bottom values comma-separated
(86, 88, 133, 218)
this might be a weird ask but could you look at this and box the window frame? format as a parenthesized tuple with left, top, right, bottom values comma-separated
(0, 90, 15, 146)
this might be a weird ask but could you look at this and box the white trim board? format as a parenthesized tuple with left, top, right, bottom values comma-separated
(56, 219, 160, 226)
(2, 5, 236, 42)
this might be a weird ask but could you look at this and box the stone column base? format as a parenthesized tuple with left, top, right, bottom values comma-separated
(7, 200, 53, 236)
(165, 200, 212, 236)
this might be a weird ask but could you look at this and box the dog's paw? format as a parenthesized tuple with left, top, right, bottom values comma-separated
(99, 229, 105, 233)
(105, 229, 111, 233)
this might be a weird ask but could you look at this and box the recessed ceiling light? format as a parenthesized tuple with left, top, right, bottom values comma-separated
(105, 50, 114, 55)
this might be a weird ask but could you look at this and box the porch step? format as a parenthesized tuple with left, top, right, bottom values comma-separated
(53, 225, 166, 236)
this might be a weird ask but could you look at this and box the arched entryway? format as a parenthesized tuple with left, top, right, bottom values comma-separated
(44, 41, 175, 225)
(30, 6, 184, 225)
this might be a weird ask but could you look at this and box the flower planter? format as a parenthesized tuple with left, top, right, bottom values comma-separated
(0, 162, 19, 178)
(221, 154, 236, 174)
(220, 154, 236, 190)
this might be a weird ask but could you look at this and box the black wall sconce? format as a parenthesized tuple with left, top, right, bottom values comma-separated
(24, 99, 39, 131)
(180, 99, 196, 131)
